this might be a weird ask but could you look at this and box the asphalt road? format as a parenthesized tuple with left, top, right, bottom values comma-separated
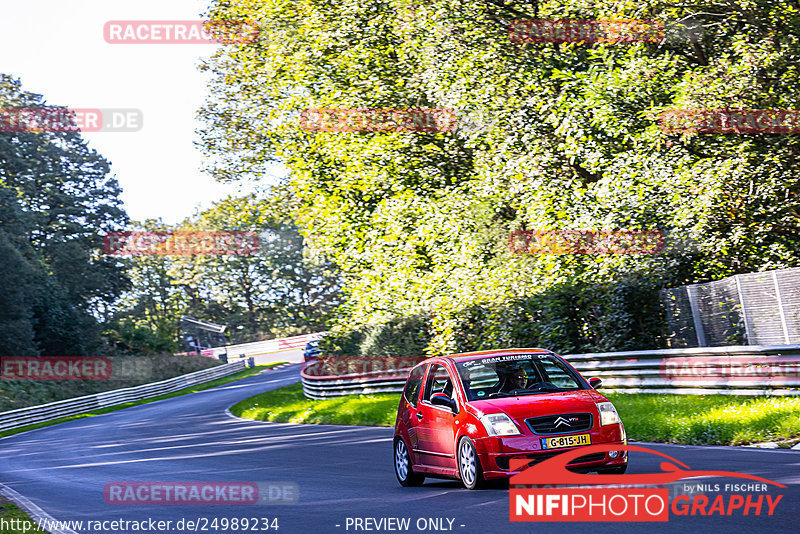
(0, 365, 797, 534)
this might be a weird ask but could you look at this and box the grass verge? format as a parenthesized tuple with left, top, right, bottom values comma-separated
(0, 362, 289, 440)
(231, 384, 800, 446)
(604, 392, 800, 446)
(230, 383, 399, 426)
(0, 497, 39, 534)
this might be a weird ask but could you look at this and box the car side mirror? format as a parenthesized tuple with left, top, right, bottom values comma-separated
(588, 377, 602, 389)
(430, 392, 457, 413)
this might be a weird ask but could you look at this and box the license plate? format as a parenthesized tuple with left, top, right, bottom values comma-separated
(541, 433, 591, 449)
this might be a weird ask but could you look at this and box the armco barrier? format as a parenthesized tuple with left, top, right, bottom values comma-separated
(0, 361, 245, 433)
(301, 356, 425, 399)
(300, 345, 800, 399)
(177, 332, 326, 361)
(566, 344, 800, 395)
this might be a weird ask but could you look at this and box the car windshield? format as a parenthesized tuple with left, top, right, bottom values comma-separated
(455, 353, 585, 401)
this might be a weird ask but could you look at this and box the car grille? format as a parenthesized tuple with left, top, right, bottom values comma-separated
(497, 451, 606, 470)
(525, 413, 593, 435)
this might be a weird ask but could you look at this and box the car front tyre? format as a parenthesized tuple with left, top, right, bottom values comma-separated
(394, 438, 425, 487)
(457, 437, 485, 490)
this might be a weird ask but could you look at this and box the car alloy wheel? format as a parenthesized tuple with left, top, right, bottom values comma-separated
(394, 438, 424, 487)
(458, 437, 484, 490)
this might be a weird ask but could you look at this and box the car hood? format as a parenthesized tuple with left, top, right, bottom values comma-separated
(465, 389, 605, 421)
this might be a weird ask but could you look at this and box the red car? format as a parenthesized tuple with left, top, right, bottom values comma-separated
(393, 348, 627, 489)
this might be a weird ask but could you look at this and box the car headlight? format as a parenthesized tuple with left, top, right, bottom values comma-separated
(597, 402, 621, 426)
(479, 413, 521, 436)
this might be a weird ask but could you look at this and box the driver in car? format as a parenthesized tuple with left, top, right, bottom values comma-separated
(498, 365, 528, 392)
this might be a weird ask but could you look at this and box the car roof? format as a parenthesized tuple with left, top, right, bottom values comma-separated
(443, 347, 556, 363)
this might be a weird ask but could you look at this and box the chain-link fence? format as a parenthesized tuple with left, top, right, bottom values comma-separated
(662, 267, 800, 347)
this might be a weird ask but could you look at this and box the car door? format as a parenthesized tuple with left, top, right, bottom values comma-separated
(413, 363, 458, 471)
(400, 364, 427, 465)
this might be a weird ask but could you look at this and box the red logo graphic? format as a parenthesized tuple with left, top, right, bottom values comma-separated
(509, 444, 785, 522)
(1, 357, 112, 380)
(104, 20, 259, 44)
(103, 231, 259, 256)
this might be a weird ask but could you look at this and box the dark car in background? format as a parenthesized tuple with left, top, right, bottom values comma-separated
(303, 340, 322, 362)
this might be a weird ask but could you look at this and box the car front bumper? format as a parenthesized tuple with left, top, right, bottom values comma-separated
(473, 423, 627, 479)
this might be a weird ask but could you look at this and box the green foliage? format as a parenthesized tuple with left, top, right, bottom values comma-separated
(104, 194, 341, 352)
(198, 1, 800, 355)
(447, 275, 667, 355)
(0, 74, 129, 356)
(321, 314, 432, 356)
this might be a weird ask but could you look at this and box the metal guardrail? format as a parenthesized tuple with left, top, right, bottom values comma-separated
(565, 344, 800, 395)
(0, 361, 246, 433)
(177, 332, 327, 361)
(300, 345, 800, 399)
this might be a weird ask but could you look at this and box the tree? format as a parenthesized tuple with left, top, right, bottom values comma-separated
(0, 74, 129, 355)
(197, 1, 800, 354)
(104, 194, 340, 351)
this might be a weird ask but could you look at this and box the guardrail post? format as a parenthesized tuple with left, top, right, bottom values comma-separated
(686, 285, 707, 347)
(734, 274, 753, 345)
(772, 271, 791, 344)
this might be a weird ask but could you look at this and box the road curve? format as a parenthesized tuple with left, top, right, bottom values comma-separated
(0, 365, 797, 534)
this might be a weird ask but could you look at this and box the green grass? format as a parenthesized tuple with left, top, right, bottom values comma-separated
(230, 385, 800, 446)
(230, 383, 400, 426)
(0, 362, 288, 439)
(0, 499, 41, 534)
(605, 393, 800, 446)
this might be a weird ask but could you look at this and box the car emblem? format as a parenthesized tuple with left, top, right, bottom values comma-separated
(553, 417, 572, 428)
